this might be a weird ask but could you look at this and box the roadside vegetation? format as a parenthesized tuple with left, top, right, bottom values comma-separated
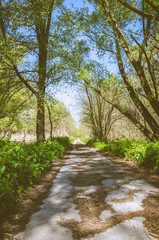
(0, 0, 159, 221)
(0, 137, 70, 215)
(84, 138, 159, 171)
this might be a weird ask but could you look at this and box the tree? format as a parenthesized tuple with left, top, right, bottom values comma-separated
(0, 0, 66, 142)
(78, 63, 158, 141)
(79, 81, 121, 140)
(0, 88, 35, 136)
(66, 0, 159, 140)
(46, 98, 69, 138)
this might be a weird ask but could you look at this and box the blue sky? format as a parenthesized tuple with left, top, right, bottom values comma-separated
(64, 0, 90, 8)
(55, 0, 89, 127)
(55, 0, 119, 127)
(55, 87, 81, 126)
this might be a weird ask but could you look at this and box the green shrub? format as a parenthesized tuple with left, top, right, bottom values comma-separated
(50, 137, 70, 150)
(108, 139, 133, 157)
(86, 139, 96, 146)
(86, 138, 133, 157)
(126, 142, 147, 163)
(80, 138, 92, 144)
(84, 138, 159, 171)
(143, 142, 159, 169)
(93, 141, 108, 150)
(0, 137, 70, 215)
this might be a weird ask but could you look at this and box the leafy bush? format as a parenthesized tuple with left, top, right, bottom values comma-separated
(50, 137, 70, 150)
(86, 139, 96, 146)
(81, 138, 92, 144)
(143, 142, 159, 169)
(125, 142, 147, 164)
(108, 139, 133, 157)
(85, 138, 159, 171)
(93, 141, 108, 150)
(0, 137, 70, 215)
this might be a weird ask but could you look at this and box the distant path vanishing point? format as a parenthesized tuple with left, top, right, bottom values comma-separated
(15, 140, 159, 240)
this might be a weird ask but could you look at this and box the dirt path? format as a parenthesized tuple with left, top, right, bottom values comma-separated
(14, 140, 159, 240)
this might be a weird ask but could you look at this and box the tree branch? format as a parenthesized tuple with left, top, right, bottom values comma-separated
(116, 0, 159, 20)
(145, 0, 159, 13)
(13, 65, 37, 95)
(46, 0, 54, 40)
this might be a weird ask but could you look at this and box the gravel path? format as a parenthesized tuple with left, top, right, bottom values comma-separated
(15, 140, 159, 240)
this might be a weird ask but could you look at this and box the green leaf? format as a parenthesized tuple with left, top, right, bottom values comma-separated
(13, 162, 19, 168)
(0, 165, 6, 174)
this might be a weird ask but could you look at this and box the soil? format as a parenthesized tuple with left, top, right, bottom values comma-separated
(0, 144, 159, 240)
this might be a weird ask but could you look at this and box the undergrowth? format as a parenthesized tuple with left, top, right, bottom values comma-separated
(85, 138, 159, 171)
(0, 137, 70, 215)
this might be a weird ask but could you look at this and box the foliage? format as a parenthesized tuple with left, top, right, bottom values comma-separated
(0, 137, 70, 215)
(50, 136, 70, 150)
(69, 0, 159, 141)
(82, 138, 92, 143)
(126, 141, 159, 170)
(0, 90, 36, 134)
(79, 83, 121, 140)
(87, 139, 108, 150)
(46, 99, 78, 138)
(0, 0, 70, 142)
(0, 93, 77, 139)
(86, 138, 159, 170)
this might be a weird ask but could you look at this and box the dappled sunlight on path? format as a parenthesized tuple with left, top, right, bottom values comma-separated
(15, 140, 159, 240)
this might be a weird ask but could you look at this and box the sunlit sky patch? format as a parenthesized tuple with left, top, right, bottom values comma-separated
(55, 0, 119, 126)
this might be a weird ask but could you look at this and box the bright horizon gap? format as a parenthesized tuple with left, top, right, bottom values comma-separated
(55, 88, 81, 128)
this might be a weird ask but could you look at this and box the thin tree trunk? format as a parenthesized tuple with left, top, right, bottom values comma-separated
(47, 104, 53, 139)
(83, 80, 157, 141)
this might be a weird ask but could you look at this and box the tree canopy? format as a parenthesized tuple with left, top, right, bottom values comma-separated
(0, 0, 159, 141)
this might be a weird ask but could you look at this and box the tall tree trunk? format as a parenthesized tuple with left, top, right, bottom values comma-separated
(114, 30, 159, 138)
(36, 90, 45, 142)
(36, 34, 47, 142)
(34, 0, 54, 142)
